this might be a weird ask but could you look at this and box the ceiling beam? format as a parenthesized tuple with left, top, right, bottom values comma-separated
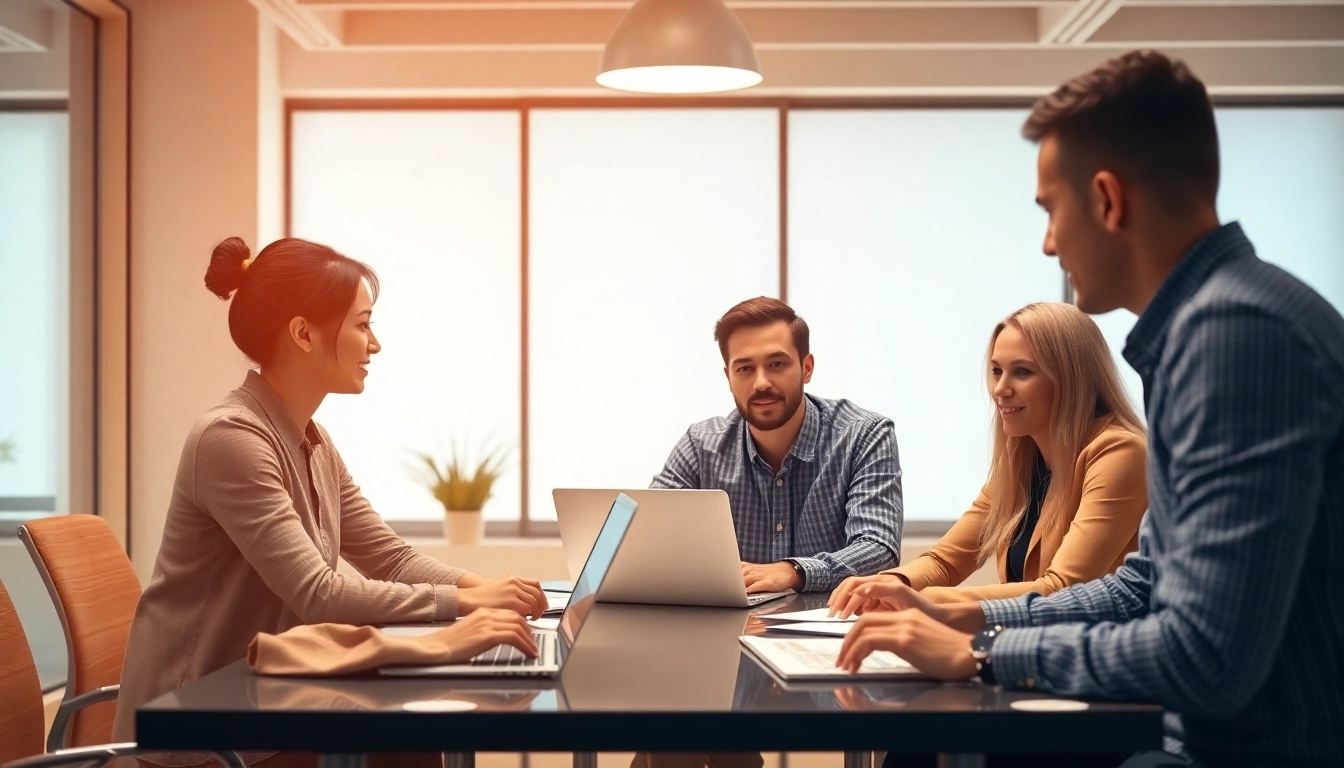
(1095, 4, 1344, 42)
(1039, 0, 1122, 44)
(342, 6, 1041, 47)
(280, 35, 1344, 96)
(0, 1, 53, 51)
(248, 0, 346, 49)
(297, 1, 1073, 9)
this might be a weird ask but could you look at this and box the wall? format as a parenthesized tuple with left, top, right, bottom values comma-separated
(125, 0, 264, 581)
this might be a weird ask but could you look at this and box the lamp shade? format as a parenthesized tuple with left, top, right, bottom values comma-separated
(597, 0, 763, 94)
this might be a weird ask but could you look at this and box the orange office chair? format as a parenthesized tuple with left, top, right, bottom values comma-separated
(18, 514, 140, 751)
(0, 574, 242, 768)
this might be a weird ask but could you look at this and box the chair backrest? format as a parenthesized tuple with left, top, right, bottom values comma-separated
(0, 576, 47, 764)
(20, 514, 142, 747)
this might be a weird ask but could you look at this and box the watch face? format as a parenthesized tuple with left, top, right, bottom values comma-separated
(971, 628, 997, 655)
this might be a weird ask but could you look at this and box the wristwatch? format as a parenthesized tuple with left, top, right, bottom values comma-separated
(970, 624, 1006, 685)
(783, 559, 805, 587)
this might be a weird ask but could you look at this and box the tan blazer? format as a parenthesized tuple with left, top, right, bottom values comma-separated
(889, 419, 1147, 604)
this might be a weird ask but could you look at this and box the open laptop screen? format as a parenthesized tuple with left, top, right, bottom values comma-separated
(558, 492, 636, 652)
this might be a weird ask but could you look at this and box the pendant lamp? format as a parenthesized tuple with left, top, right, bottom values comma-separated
(597, 0, 763, 94)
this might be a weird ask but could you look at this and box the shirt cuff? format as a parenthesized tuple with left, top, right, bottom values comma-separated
(434, 584, 460, 621)
(789, 557, 827, 592)
(981, 596, 1033, 628)
(988, 626, 1047, 691)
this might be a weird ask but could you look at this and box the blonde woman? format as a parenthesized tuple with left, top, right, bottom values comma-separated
(829, 302, 1146, 614)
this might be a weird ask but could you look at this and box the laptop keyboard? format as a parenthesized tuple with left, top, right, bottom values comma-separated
(469, 632, 547, 667)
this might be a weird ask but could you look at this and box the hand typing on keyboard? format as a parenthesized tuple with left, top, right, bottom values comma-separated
(471, 632, 547, 666)
(457, 574, 549, 619)
(435, 609, 539, 662)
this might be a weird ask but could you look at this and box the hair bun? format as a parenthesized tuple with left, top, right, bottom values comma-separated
(205, 237, 251, 300)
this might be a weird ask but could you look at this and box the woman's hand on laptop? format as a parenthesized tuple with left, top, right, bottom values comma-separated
(458, 574, 549, 619)
(441, 609, 539, 661)
(835, 609, 977, 681)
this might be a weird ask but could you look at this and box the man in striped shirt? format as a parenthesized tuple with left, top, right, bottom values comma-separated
(837, 51, 1344, 767)
(651, 297, 902, 594)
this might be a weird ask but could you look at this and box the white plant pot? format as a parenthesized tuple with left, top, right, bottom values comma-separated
(443, 510, 483, 545)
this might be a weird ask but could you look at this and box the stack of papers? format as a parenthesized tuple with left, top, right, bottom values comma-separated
(757, 608, 858, 637)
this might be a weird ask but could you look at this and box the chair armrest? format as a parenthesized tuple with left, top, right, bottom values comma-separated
(47, 686, 120, 754)
(4, 743, 245, 768)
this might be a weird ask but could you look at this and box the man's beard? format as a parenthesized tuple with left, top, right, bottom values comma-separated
(736, 387, 804, 431)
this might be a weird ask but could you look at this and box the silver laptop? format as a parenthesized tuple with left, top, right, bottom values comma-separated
(380, 493, 637, 678)
(553, 488, 793, 608)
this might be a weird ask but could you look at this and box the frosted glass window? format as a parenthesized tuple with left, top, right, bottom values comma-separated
(1093, 107, 1344, 420)
(0, 113, 68, 507)
(788, 110, 1064, 522)
(528, 109, 780, 521)
(291, 111, 522, 521)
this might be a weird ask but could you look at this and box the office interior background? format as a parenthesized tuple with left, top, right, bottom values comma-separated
(1, 0, 1342, 763)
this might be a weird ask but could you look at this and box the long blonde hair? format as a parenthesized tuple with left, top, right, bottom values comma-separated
(978, 302, 1146, 564)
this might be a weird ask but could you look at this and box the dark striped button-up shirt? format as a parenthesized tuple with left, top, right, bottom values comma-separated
(982, 223, 1344, 767)
(651, 394, 902, 591)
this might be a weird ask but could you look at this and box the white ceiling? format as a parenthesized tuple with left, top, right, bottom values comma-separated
(0, 0, 56, 53)
(3, 1, 1342, 97)
(0, 0, 70, 100)
(258, 0, 1344, 96)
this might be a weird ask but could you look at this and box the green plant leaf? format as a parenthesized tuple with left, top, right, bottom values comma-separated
(407, 440, 511, 512)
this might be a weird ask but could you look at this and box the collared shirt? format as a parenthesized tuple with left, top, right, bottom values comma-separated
(650, 394, 902, 591)
(981, 223, 1344, 767)
(114, 371, 466, 761)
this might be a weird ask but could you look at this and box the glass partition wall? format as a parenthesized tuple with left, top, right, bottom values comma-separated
(0, 0, 103, 693)
(292, 103, 1344, 537)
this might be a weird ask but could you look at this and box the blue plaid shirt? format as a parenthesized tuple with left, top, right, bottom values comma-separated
(651, 394, 902, 591)
(982, 223, 1344, 767)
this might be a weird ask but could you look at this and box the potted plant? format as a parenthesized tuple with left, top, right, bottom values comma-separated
(413, 445, 507, 545)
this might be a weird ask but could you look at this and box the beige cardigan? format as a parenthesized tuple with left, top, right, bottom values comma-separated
(890, 420, 1147, 603)
(113, 372, 466, 757)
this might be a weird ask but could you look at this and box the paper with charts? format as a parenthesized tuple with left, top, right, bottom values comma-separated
(740, 635, 917, 680)
(772, 638, 908, 671)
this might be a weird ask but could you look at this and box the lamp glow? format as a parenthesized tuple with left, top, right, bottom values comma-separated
(597, 0, 762, 95)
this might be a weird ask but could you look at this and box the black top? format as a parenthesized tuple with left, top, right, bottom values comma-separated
(1006, 453, 1051, 583)
(134, 598, 1162, 756)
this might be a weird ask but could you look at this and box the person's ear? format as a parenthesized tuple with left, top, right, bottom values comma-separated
(801, 354, 815, 385)
(288, 316, 314, 354)
(1092, 170, 1126, 234)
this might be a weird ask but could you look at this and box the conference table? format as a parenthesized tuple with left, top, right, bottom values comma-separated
(136, 594, 1163, 768)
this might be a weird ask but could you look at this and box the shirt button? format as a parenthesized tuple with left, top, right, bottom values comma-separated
(775, 479, 784, 486)
(1024, 678, 1036, 688)
(776, 523, 783, 532)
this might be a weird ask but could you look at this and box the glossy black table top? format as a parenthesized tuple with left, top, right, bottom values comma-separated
(137, 595, 1162, 755)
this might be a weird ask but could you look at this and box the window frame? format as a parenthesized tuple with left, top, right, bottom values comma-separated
(284, 96, 1343, 539)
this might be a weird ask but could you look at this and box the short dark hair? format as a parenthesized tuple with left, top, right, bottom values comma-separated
(1023, 50, 1220, 210)
(713, 297, 810, 363)
(204, 236, 379, 366)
